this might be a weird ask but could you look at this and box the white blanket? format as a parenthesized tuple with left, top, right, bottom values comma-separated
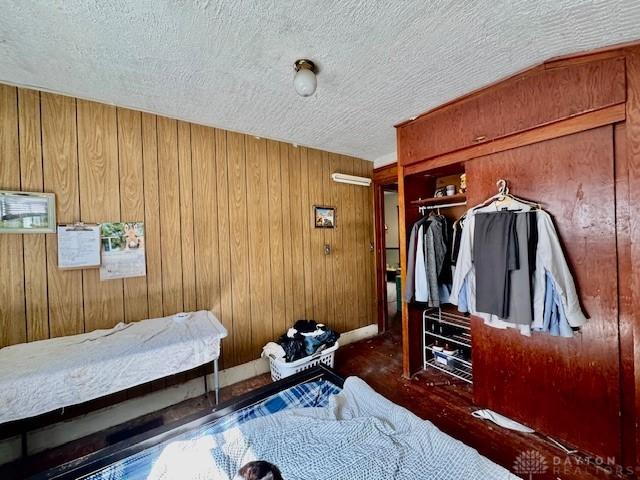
(150, 377, 519, 480)
(0, 311, 226, 424)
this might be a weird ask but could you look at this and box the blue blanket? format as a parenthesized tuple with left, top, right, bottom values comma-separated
(90, 379, 341, 479)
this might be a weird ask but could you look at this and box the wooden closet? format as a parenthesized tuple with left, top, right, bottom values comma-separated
(396, 45, 640, 467)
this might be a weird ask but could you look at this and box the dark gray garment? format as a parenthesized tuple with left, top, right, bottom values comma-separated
(428, 218, 447, 278)
(404, 217, 430, 302)
(473, 211, 519, 318)
(425, 225, 440, 307)
(503, 213, 533, 325)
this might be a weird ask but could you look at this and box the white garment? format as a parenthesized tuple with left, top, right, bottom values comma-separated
(414, 224, 430, 303)
(262, 341, 286, 360)
(301, 325, 326, 337)
(472, 409, 535, 433)
(531, 211, 587, 329)
(449, 206, 587, 334)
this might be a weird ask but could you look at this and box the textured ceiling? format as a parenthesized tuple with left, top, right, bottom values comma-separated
(2, 1, 640, 166)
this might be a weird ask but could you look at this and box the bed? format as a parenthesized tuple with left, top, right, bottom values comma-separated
(0, 310, 227, 427)
(0, 310, 226, 462)
(31, 366, 518, 480)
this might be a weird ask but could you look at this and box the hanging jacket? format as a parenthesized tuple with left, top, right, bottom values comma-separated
(530, 211, 587, 330)
(414, 223, 430, 303)
(404, 216, 431, 302)
(450, 207, 587, 334)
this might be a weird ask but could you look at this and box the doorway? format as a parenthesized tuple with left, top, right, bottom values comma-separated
(383, 190, 400, 326)
(373, 164, 400, 332)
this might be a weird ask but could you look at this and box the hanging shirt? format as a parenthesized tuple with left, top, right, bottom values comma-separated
(538, 271, 574, 338)
(414, 224, 430, 303)
(530, 211, 587, 330)
(450, 207, 587, 335)
(451, 216, 465, 265)
(404, 216, 430, 302)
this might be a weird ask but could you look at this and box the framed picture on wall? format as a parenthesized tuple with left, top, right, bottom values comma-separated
(314, 205, 336, 228)
(0, 191, 56, 234)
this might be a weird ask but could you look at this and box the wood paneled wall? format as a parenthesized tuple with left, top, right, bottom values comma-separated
(0, 84, 376, 368)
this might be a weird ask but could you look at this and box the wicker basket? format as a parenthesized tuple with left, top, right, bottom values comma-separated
(267, 342, 339, 381)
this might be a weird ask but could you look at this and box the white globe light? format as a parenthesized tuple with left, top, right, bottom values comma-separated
(293, 64, 317, 97)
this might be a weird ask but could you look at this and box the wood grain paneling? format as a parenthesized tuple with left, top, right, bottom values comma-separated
(156, 116, 183, 315)
(177, 121, 197, 313)
(624, 46, 640, 467)
(141, 113, 163, 319)
(299, 148, 314, 319)
(267, 140, 287, 338)
(364, 162, 375, 327)
(246, 136, 273, 352)
(467, 127, 620, 459)
(288, 145, 307, 321)
(117, 108, 148, 323)
(321, 152, 336, 329)
(326, 153, 345, 332)
(397, 57, 626, 165)
(214, 128, 235, 367)
(0, 84, 26, 347)
(614, 122, 635, 467)
(280, 143, 295, 330)
(227, 131, 252, 364)
(341, 155, 358, 328)
(41, 93, 84, 338)
(77, 100, 124, 332)
(0, 83, 375, 369)
(307, 148, 327, 324)
(191, 124, 219, 316)
(18, 89, 49, 341)
(402, 104, 626, 176)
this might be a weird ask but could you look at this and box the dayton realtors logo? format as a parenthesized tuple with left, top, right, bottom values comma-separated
(513, 450, 549, 479)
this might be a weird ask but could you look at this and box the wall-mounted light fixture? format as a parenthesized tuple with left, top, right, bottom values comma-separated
(293, 59, 317, 97)
(331, 173, 372, 187)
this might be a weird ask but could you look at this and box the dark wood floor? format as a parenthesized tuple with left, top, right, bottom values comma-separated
(335, 324, 628, 480)
(2, 322, 628, 480)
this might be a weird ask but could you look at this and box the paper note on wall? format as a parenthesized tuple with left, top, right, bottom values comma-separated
(100, 222, 146, 281)
(57, 224, 101, 269)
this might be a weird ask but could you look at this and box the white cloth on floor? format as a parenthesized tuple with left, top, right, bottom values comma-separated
(472, 409, 535, 433)
(0, 310, 227, 424)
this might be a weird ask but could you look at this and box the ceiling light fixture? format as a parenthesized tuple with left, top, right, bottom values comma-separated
(331, 173, 372, 187)
(293, 59, 317, 97)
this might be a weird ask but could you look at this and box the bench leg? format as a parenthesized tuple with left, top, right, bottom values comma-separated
(214, 358, 220, 405)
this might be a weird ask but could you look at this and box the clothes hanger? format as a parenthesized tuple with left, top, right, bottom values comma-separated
(472, 179, 540, 212)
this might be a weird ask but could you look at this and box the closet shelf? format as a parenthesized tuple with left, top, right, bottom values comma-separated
(425, 344, 472, 368)
(424, 358, 473, 384)
(424, 330, 472, 348)
(410, 193, 467, 207)
(423, 307, 473, 384)
(423, 309, 471, 331)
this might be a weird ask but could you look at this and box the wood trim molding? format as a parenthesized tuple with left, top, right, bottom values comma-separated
(396, 165, 411, 377)
(403, 104, 626, 176)
(395, 39, 639, 128)
(372, 162, 399, 332)
(373, 163, 398, 185)
(624, 45, 640, 468)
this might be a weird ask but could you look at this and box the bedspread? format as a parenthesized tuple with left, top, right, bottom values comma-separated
(0, 311, 226, 424)
(149, 377, 519, 480)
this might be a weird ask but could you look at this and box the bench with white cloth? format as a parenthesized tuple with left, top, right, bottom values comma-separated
(0, 310, 227, 426)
